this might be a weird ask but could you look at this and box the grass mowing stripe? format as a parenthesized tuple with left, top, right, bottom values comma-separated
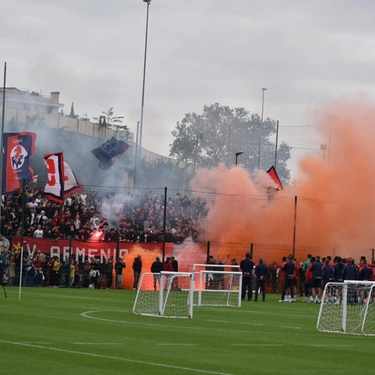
(0, 340, 235, 375)
(2, 288, 374, 375)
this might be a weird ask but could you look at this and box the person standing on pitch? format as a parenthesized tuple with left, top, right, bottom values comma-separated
(115, 257, 126, 289)
(240, 252, 254, 301)
(171, 256, 179, 290)
(150, 256, 164, 290)
(132, 255, 142, 290)
(311, 255, 323, 303)
(205, 255, 215, 289)
(106, 257, 114, 289)
(279, 254, 296, 303)
(254, 257, 268, 302)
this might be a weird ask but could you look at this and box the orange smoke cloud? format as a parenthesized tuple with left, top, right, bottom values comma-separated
(189, 101, 375, 263)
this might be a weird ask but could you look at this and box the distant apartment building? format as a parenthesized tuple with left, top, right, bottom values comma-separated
(0, 87, 173, 167)
(0, 87, 124, 140)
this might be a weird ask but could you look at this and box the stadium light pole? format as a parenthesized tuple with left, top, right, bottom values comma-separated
(137, 0, 152, 186)
(320, 143, 327, 163)
(0, 62, 7, 233)
(258, 87, 267, 169)
(261, 88, 267, 122)
(235, 151, 243, 166)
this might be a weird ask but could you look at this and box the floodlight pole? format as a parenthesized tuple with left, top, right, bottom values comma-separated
(137, 0, 152, 186)
(258, 88, 267, 169)
(0, 62, 7, 232)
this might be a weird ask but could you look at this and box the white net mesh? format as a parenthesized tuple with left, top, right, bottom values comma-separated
(195, 270, 242, 307)
(163, 275, 192, 318)
(133, 272, 161, 317)
(362, 284, 375, 336)
(317, 281, 374, 335)
(133, 272, 193, 318)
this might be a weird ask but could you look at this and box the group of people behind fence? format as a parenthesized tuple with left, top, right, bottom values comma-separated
(300, 254, 375, 304)
(0, 239, 148, 291)
(150, 256, 179, 291)
(238, 251, 375, 304)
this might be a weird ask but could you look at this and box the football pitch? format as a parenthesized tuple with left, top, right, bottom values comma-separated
(0, 287, 372, 375)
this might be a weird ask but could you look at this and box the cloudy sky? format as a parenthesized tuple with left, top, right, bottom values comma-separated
(2, 0, 375, 158)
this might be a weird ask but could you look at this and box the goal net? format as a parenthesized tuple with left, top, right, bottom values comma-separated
(317, 281, 375, 336)
(194, 270, 242, 307)
(133, 272, 195, 318)
(190, 264, 242, 307)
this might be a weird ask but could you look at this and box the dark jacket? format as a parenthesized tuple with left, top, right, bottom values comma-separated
(344, 263, 359, 280)
(151, 260, 164, 273)
(240, 258, 254, 277)
(132, 258, 142, 272)
(255, 263, 268, 279)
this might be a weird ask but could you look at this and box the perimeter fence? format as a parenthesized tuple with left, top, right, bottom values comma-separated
(39, 185, 375, 264)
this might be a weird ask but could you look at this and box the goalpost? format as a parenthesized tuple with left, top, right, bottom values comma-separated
(189, 264, 242, 307)
(317, 281, 375, 336)
(133, 267, 242, 318)
(133, 271, 195, 318)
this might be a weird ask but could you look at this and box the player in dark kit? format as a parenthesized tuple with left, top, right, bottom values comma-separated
(279, 254, 296, 303)
(240, 252, 254, 301)
(254, 257, 268, 302)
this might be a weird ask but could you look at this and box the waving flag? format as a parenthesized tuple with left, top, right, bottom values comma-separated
(266, 166, 283, 191)
(91, 137, 129, 170)
(44, 152, 83, 203)
(2, 132, 36, 194)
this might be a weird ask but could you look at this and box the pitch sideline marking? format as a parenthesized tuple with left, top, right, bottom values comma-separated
(0, 339, 235, 375)
(207, 319, 228, 323)
(80, 310, 308, 337)
(232, 344, 283, 347)
(155, 342, 199, 346)
(312, 344, 354, 347)
(279, 326, 301, 330)
(73, 342, 122, 345)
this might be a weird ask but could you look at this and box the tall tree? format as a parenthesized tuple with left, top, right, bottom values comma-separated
(169, 103, 291, 182)
(137, 158, 186, 189)
(69, 102, 76, 118)
(94, 107, 129, 133)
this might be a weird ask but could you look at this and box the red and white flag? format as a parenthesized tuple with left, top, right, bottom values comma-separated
(44, 152, 82, 203)
(266, 166, 283, 191)
(2, 132, 36, 194)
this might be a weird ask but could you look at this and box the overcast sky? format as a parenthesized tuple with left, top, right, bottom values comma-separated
(2, 0, 375, 158)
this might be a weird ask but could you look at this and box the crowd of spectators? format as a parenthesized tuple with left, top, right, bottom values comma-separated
(1, 248, 116, 289)
(0, 185, 208, 244)
(0, 185, 211, 289)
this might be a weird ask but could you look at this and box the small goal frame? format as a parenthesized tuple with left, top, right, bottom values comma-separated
(191, 263, 242, 307)
(133, 271, 195, 318)
(317, 280, 375, 336)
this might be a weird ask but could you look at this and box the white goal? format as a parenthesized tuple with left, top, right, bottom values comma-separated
(195, 269, 242, 307)
(133, 271, 195, 318)
(317, 281, 375, 336)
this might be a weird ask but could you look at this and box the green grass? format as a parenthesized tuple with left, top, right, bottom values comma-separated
(0, 287, 372, 375)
